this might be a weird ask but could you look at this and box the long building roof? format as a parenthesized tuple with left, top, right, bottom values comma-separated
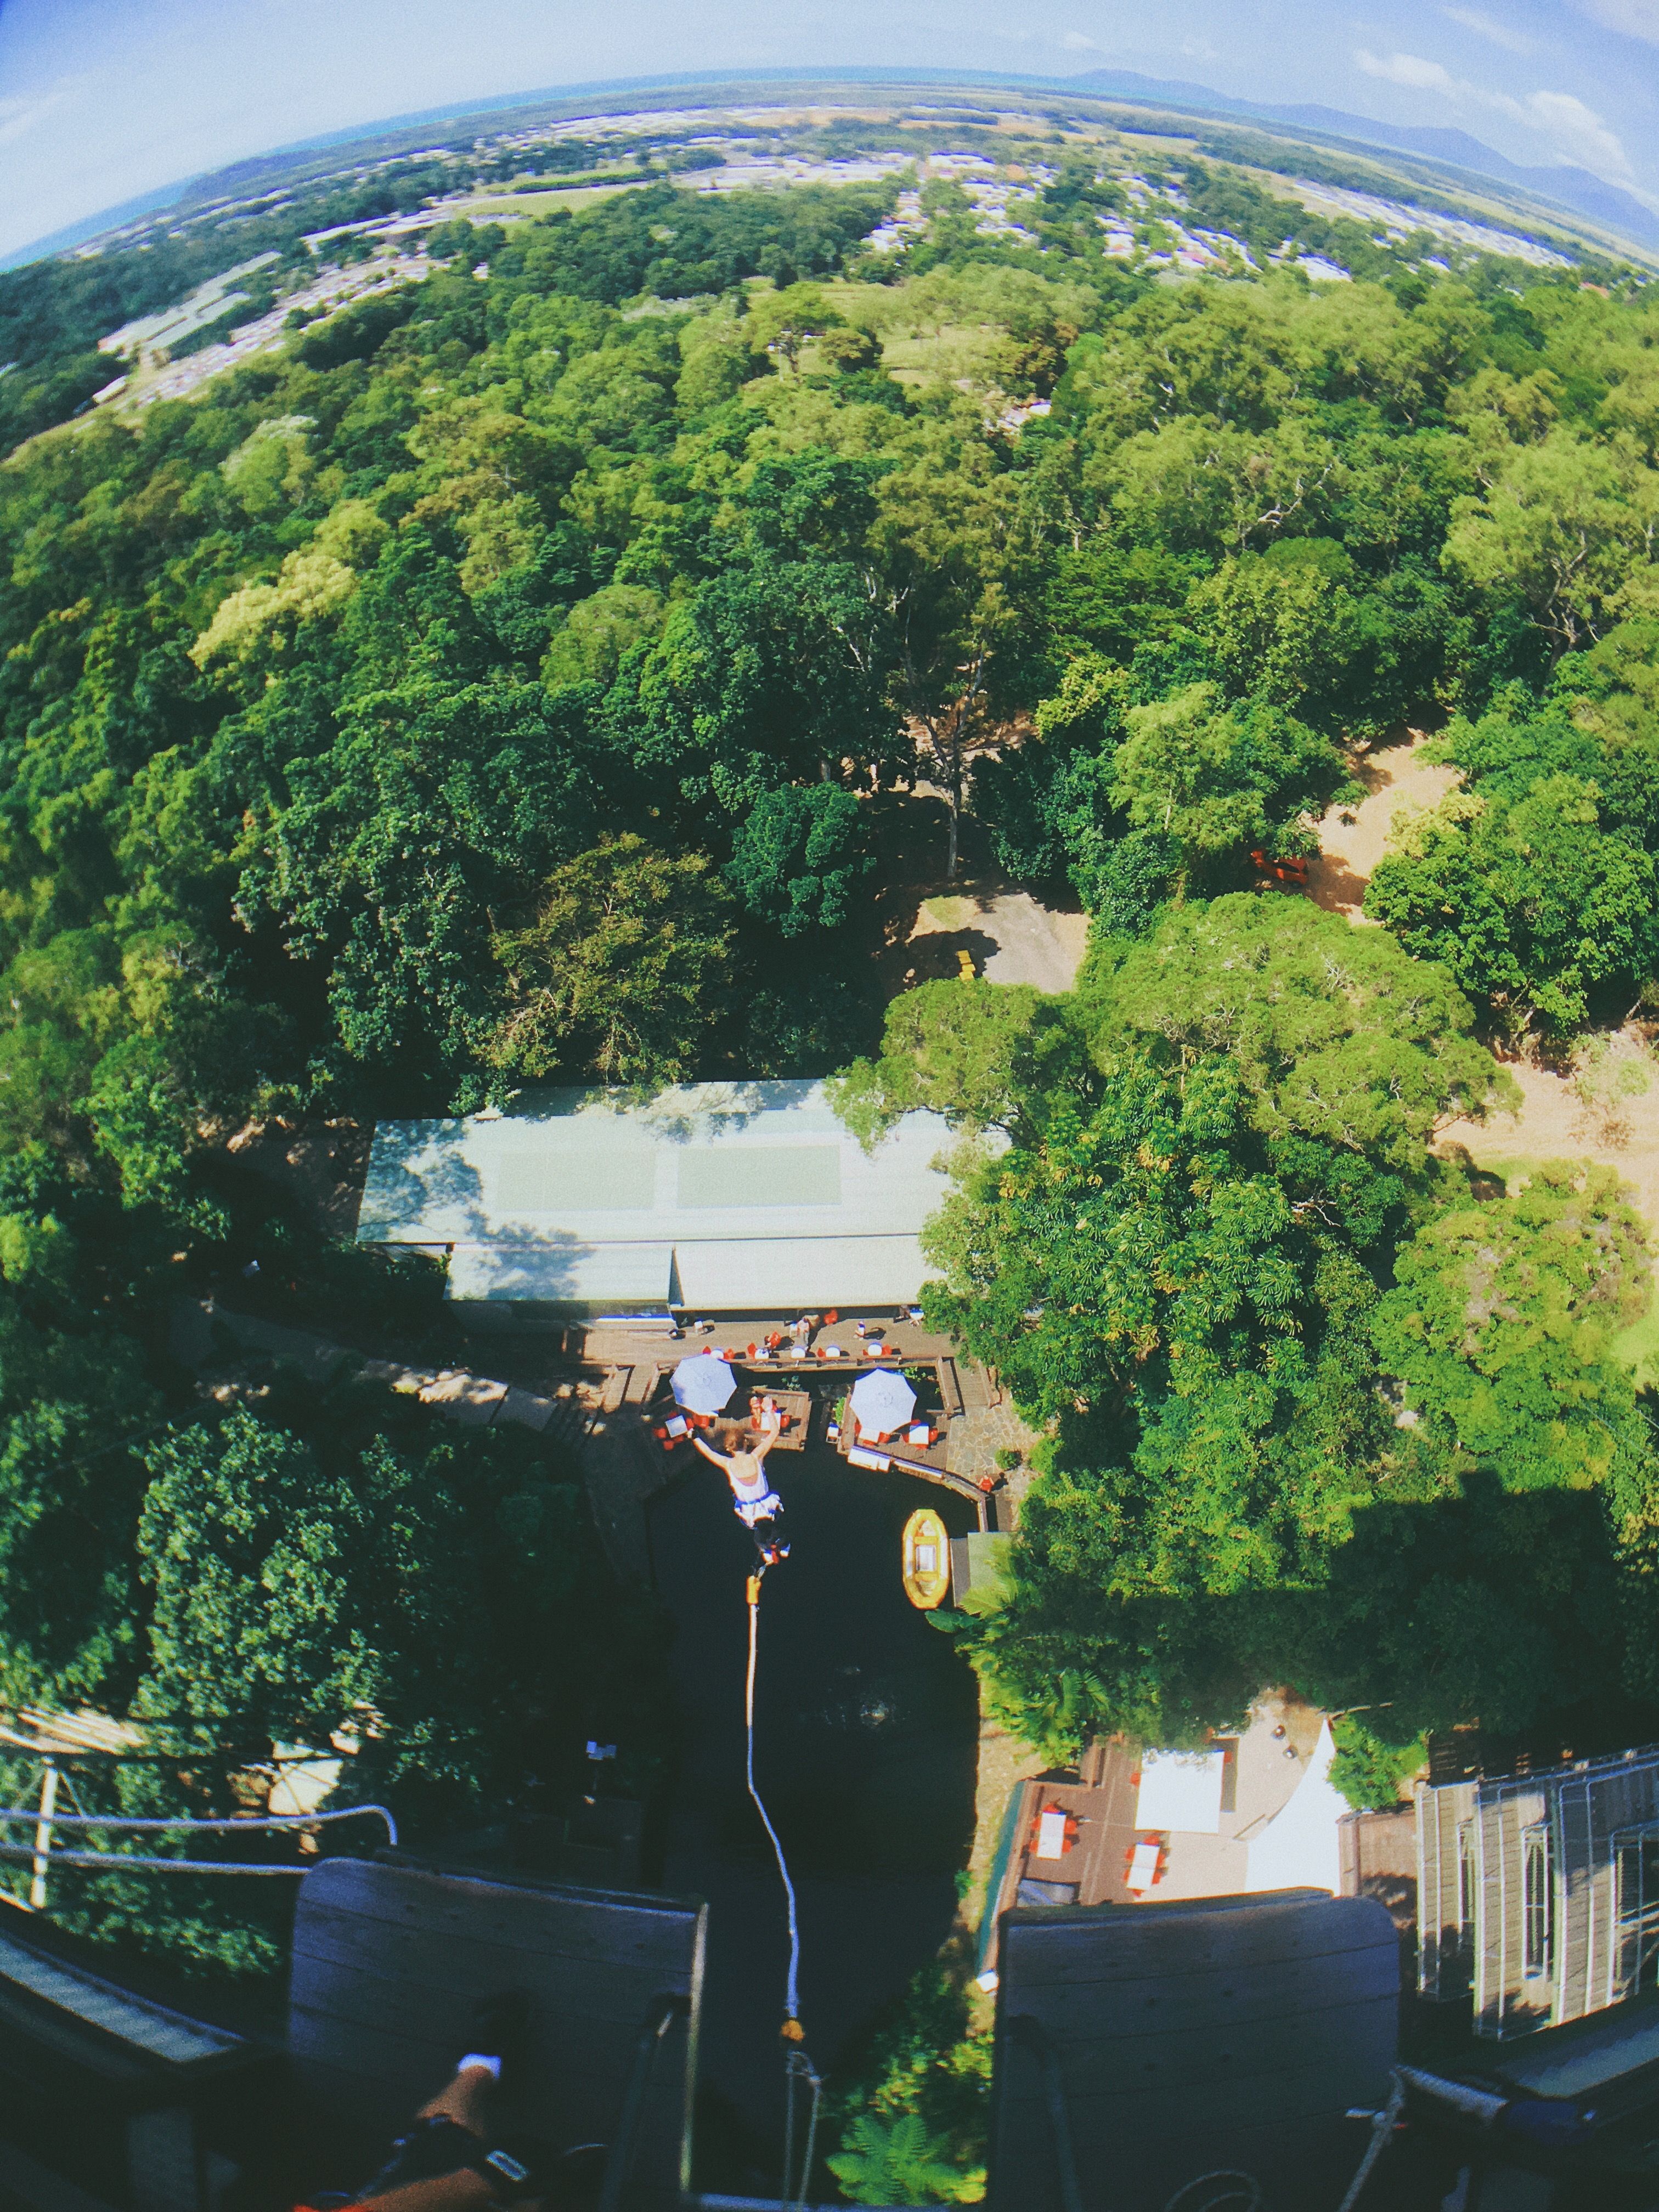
(357, 1080, 963, 1311)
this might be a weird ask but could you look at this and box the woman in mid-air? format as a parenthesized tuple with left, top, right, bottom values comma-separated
(693, 1406, 789, 1564)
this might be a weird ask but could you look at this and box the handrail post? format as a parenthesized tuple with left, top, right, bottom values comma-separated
(1005, 2013, 1084, 2212)
(29, 1761, 58, 1912)
(599, 1991, 689, 2212)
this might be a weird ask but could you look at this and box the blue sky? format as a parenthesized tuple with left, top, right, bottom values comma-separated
(2, 0, 1657, 260)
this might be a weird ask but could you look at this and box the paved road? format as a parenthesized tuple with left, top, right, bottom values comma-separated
(977, 890, 1090, 992)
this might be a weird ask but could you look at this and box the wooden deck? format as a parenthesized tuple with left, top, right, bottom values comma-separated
(740, 1386, 814, 1450)
(637, 1355, 1001, 1526)
(643, 1369, 815, 1454)
(986, 1743, 1141, 1931)
(830, 1397, 996, 1519)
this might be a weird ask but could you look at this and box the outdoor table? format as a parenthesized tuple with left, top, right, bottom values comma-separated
(740, 1386, 812, 1451)
(649, 1406, 718, 1452)
(836, 1407, 945, 1458)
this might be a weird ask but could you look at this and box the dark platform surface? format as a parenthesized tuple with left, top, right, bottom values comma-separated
(0, 1920, 270, 2212)
(990, 1888, 1400, 2212)
(288, 1857, 703, 2204)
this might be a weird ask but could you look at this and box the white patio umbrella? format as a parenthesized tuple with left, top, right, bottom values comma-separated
(849, 1368, 917, 1438)
(671, 1353, 737, 1417)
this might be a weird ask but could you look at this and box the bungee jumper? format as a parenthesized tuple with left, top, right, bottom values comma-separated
(693, 1411, 791, 1565)
(667, 1352, 793, 1564)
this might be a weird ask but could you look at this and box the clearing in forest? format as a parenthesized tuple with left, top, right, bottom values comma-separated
(1311, 733, 1659, 1378)
(1307, 729, 1459, 923)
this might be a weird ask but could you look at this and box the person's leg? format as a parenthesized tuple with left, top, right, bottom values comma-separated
(750, 1505, 790, 1565)
(351, 1997, 534, 2205)
(416, 2061, 496, 2135)
(345, 2171, 499, 2212)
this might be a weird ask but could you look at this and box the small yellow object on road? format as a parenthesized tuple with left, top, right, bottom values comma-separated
(957, 950, 975, 980)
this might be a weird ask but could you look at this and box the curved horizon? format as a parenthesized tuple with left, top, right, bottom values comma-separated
(3, 0, 1657, 267)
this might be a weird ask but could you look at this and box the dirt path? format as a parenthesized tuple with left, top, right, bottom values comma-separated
(1308, 730, 1459, 922)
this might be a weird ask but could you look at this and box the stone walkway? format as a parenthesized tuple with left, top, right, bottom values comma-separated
(168, 1294, 597, 1452)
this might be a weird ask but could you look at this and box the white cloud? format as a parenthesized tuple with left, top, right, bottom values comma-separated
(0, 84, 75, 149)
(1182, 35, 1221, 60)
(1356, 48, 1457, 91)
(1353, 46, 1635, 184)
(1441, 5, 1534, 52)
(1061, 29, 1102, 49)
(1574, 0, 1659, 39)
(1525, 89, 1634, 177)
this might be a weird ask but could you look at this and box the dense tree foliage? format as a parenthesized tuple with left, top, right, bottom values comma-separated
(7, 161, 1659, 1231)
(902, 900, 1659, 1768)
(1366, 645, 1659, 1032)
(827, 1953, 991, 2207)
(0, 1380, 665, 1971)
(5, 136, 1659, 2155)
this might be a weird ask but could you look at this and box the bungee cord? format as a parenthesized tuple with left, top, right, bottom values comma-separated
(745, 1568, 803, 2028)
(783, 2046, 824, 2212)
(744, 1567, 822, 2208)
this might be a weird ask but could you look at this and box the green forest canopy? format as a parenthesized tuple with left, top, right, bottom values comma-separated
(3, 142, 1659, 2108)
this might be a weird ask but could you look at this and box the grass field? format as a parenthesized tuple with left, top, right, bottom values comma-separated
(1615, 1301, 1659, 1388)
(450, 182, 648, 220)
(1448, 1145, 1659, 1383)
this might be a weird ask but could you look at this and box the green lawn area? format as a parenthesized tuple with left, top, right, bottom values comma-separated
(921, 894, 979, 931)
(454, 182, 648, 218)
(1615, 1300, 1659, 1389)
(1454, 1147, 1658, 1383)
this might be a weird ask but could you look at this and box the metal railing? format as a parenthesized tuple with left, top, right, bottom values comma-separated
(0, 1801, 398, 1908)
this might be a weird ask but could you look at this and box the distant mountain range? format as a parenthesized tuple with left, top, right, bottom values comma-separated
(1071, 67, 1659, 248)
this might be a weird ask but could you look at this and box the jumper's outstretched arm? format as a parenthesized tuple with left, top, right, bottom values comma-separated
(691, 1434, 732, 1471)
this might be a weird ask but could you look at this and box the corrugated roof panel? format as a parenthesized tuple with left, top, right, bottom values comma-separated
(358, 1081, 961, 1250)
(493, 1144, 657, 1215)
(676, 1144, 842, 1210)
(447, 1242, 675, 1307)
(672, 1236, 937, 1312)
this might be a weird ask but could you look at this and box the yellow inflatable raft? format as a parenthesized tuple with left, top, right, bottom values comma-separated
(902, 1507, 951, 1610)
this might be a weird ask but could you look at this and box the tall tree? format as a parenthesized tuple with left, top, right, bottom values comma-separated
(490, 834, 736, 1086)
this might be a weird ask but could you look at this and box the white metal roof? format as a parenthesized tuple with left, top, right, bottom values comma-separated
(1137, 1750, 1227, 1836)
(359, 1082, 964, 1312)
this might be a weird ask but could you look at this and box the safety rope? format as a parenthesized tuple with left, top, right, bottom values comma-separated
(783, 2046, 825, 2212)
(1334, 2070, 1405, 2212)
(744, 1568, 821, 2208)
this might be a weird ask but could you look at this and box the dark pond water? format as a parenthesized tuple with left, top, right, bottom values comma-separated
(646, 1438, 980, 2174)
